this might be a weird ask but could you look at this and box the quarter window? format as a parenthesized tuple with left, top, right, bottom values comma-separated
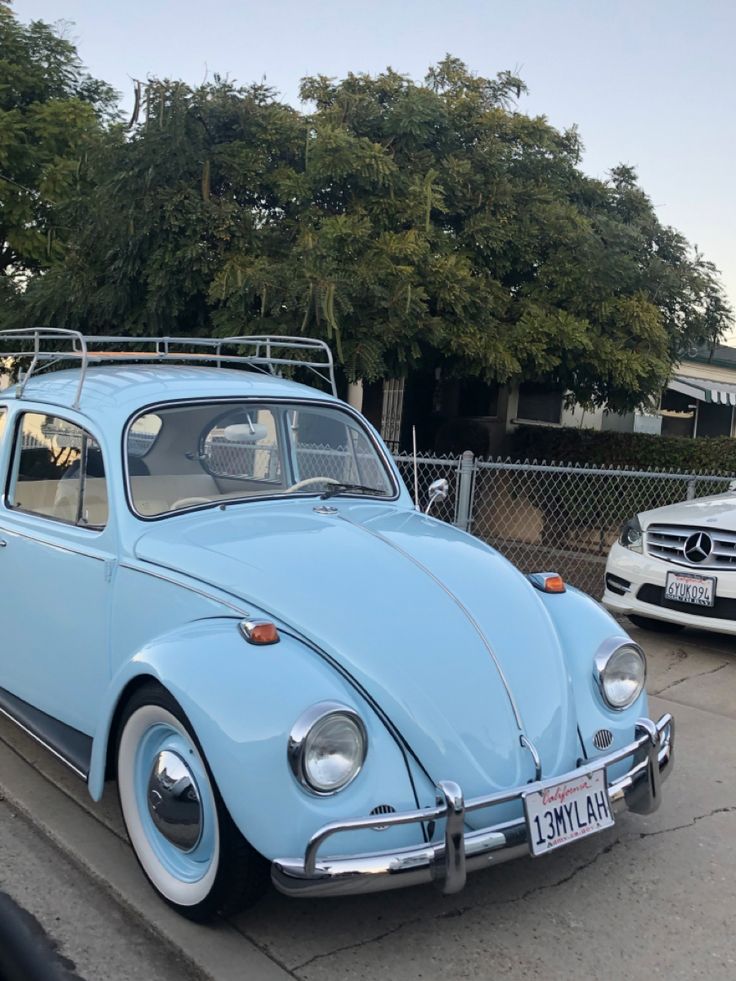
(9, 413, 108, 528)
(129, 413, 162, 458)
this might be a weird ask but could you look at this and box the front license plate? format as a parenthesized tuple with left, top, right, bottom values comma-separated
(665, 570, 715, 607)
(524, 769, 614, 856)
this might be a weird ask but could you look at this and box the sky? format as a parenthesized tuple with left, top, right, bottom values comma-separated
(13, 0, 736, 337)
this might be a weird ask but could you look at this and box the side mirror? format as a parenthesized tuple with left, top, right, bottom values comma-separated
(425, 477, 449, 515)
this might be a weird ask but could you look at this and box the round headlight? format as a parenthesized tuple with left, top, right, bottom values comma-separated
(595, 640, 646, 709)
(288, 703, 367, 795)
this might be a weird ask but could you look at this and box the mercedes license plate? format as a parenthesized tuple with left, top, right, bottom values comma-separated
(524, 769, 613, 856)
(664, 570, 715, 607)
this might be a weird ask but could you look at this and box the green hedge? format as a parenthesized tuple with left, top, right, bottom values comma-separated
(505, 426, 736, 474)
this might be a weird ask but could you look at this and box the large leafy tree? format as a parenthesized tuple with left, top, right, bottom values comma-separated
(0, 1, 116, 307)
(15, 54, 732, 411)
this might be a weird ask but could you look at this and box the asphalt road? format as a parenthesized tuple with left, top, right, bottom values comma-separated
(0, 620, 734, 981)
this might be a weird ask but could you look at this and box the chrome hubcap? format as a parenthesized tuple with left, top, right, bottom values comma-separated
(147, 750, 203, 853)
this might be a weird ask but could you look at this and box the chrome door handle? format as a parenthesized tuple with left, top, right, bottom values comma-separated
(0, 540, 6, 548)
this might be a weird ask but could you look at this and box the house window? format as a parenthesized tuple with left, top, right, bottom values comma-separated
(696, 400, 733, 438)
(516, 383, 563, 424)
(458, 379, 499, 417)
(659, 390, 696, 438)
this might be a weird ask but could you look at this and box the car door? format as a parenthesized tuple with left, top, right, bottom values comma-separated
(0, 409, 114, 737)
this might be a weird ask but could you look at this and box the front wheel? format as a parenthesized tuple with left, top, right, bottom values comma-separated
(116, 683, 268, 921)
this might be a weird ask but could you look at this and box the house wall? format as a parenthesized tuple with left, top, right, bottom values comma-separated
(601, 410, 635, 433)
(560, 402, 605, 429)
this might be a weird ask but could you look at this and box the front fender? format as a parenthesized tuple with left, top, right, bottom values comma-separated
(537, 587, 648, 779)
(89, 618, 424, 859)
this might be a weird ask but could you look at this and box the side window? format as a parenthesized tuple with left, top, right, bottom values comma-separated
(0, 408, 5, 442)
(9, 413, 108, 528)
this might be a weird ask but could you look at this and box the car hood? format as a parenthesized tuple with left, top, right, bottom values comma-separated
(134, 502, 580, 807)
(640, 492, 736, 531)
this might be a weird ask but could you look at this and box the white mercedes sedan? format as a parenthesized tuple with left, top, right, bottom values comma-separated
(603, 491, 736, 635)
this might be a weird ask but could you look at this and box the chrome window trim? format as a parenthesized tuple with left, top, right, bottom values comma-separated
(593, 637, 647, 711)
(287, 701, 368, 797)
(121, 396, 400, 522)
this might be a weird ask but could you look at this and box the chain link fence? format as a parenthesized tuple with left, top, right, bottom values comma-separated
(394, 451, 734, 598)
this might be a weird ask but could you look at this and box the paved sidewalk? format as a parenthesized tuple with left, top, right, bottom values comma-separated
(0, 623, 734, 980)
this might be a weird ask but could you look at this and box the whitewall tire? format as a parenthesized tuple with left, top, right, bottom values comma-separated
(115, 683, 268, 921)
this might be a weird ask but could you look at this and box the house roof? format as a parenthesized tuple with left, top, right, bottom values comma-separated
(688, 343, 736, 369)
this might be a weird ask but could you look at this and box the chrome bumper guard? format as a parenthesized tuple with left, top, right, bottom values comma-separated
(272, 714, 674, 898)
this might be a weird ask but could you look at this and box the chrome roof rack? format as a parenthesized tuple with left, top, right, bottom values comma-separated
(0, 329, 337, 408)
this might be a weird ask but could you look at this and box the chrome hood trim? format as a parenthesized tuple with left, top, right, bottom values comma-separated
(335, 512, 526, 735)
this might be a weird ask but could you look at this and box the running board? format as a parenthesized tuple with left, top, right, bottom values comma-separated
(0, 687, 92, 780)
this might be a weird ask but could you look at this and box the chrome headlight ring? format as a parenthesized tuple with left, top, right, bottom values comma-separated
(288, 701, 367, 796)
(594, 637, 647, 711)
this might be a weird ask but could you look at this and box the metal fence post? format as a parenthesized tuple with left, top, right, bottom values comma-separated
(455, 450, 475, 532)
(686, 478, 696, 500)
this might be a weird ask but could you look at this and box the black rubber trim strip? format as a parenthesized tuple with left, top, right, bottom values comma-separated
(0, 687, 92, 779)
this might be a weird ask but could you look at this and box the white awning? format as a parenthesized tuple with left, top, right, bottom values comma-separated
(668, 375, 736, 406)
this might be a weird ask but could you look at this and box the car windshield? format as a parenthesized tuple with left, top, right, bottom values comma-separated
(125, 400, 396, 517)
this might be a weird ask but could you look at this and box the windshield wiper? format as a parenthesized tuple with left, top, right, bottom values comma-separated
(320, 482, 387, 500)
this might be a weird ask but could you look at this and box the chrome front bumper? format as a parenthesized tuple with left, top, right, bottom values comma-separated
(272, 714, 674, 898)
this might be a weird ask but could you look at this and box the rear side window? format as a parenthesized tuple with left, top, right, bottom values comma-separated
(8, 413, 108, 528)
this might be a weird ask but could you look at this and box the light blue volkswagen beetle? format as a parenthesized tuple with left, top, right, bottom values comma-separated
(0, 330, 673, 921)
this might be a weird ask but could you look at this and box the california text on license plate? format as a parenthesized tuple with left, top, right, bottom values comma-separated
(665, 570, 715, 607)
(524, 769, 614, 856)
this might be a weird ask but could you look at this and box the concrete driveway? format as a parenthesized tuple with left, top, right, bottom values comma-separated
(0, 622, 734, 980)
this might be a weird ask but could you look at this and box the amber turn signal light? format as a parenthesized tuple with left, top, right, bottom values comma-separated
(528, 572, 566, 594)
(240, 619, 280, 645)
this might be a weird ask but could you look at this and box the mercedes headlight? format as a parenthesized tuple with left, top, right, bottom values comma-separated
(619, 516, 643, 552)
(288, 702, 367, 795)
(595, 640, 647, 710)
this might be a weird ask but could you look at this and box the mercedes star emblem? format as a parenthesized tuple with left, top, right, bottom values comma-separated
(683, 532, 713, 563)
